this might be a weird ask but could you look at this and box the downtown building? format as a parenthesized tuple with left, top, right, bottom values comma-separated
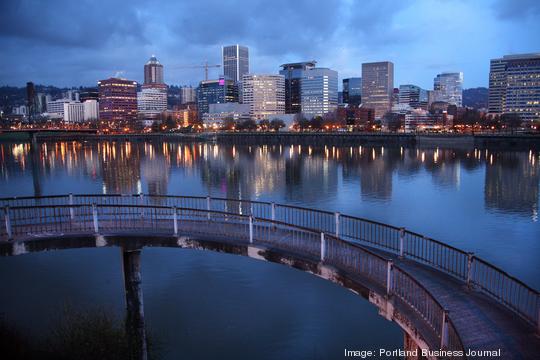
(197, 78, 238, 117)
(279, 61, 317, 114)
(98, 78, 138, 123)
(343, 77, 362, 105)
(138, 55, 168, 123)
(399, 84, 429, 110)
(432, 72, 463, 107)
(180, 85, 197, 104)
(361, 61, 394, 119)
(489, 53, 540, 122)
(300, 67, 338, 119)
(222, 44, 249, 82)
(240, 74, 285, 120)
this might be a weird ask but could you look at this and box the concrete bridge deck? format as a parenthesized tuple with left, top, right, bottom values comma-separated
(1, 195, 539, 359)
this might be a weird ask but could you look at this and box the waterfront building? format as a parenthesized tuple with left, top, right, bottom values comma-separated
(98, 78, 138, 123)
(488, 53, 540, 121)
(361, 61, 394, 119)
(137, 86, 167, 121)
(240, 74, 285, 120)
(433, 72, 463, 107)
(197, 78, 238, 117)
(203, 103, 251, 127)
(83, 99, 99, 121)
(144, 55, 164, 85)
(222, 45, 249, 82)
(46, 98, 72, 118)
(180, 85, 197, 104)
(399, 84, 429, 110)
(404, 108, 442, 132)
(300, 67, 338, 119)
(63, 102, 85, 123)
(343, 77, 362, 105)
(279, 61, 317, 114)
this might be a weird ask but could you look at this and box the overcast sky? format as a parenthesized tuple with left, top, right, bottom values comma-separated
(1, 0, 539, 89)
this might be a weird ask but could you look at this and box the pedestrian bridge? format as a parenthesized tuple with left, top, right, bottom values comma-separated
(1, 194, 538, 359)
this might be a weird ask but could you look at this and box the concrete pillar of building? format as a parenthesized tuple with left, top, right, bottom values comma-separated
(122, 248, 148, 360)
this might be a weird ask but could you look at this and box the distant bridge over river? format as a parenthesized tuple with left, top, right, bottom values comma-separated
(1, 194, 538, 359)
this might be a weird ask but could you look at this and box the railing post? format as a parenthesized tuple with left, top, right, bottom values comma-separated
(206, 196, 211, 220)
(69, 193, 74, 220)
(440, 310, 449, 349)
(335, 212, 340, 238)
(399, 227, 405, 258)
(249, 216, 253, 244)
(271, 202, 276, 221)
(467, 252, 474, 288)
(173, 207, 178, 236)
(320, 232, 326, 261)
(92, 204, 99, 233)
(139, 193, 144, 218)
(386, 260, 393, 296)
(4, 206, 12, 240)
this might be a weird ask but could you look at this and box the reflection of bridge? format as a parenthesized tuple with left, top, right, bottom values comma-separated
(1, 195, 539, 359)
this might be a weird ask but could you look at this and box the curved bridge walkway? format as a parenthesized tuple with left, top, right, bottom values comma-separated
(0, 194, 539, 360)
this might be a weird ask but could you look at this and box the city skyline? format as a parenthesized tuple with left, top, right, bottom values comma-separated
(1, 0, 539, 89)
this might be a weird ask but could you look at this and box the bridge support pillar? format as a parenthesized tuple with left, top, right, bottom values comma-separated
(122, 248, 148, 360)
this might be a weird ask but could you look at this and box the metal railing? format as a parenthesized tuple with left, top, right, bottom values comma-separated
(0, 201, 464, 355)
(1, 193, 539, 333)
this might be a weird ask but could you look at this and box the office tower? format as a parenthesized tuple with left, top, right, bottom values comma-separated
(300, 67, 338, 119)
(98, 78, 138, 122)
(63, 102, 85, 123)
(433, 72, 463, 107)
(137, 87, 167, 120)
(343, 77, 362, 105)
(361, 61, 394, 119)
(46, 98, 72, 118)
(240, 74, 285, 120)
(197, 77, 238, 116)
(180, 85, 197, 104)
(80, 88, 99, 103)
(83, 100, 99, 121)
(488, 53, 540, 121)
(222, 45, 249, 82)
(26, 82, 36, 118)
(279, 61, 317, 113)
(144, 55, 164, 85)
(399, 84, 429, 110)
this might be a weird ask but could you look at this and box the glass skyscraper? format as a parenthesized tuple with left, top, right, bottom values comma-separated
(197, 78, 238, 116)
(361, 62, 394, 119)
(300, 67, 338, 119)
(433, 72, 463, 107)
(398, 84, 428, 110)
(222, 45, 249, 82)
(279, 61, 317, 114)
(489, 53, 540, 121)
(342, 77, 362, 105)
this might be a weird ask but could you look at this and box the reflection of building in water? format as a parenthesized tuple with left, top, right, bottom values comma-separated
(141, 154, 169, 197)
(485, 151, 539, 217)
(421, 149, 461, 189)
(100, 142, 142, 194)
(358, 149, 393, 201)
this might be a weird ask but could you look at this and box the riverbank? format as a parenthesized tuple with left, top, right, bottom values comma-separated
(1, 131, 539, 149)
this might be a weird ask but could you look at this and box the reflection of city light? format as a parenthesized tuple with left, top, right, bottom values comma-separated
(421, 152, 425, 162)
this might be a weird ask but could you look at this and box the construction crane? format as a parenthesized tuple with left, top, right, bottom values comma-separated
(171, 61, 221, 81)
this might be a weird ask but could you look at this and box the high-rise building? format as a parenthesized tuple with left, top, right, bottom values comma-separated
(63, 102, 85, 123)
(46, 98, 72, 118)
(137, 87, 167, 120)
(300, 67, 338, 119)
(343, 77, 362, 105)
(83, 100, 99, 121)
(279, 61, 317, 114)
(361, 61, 394, 119)
(399, 84, 429, 110)
(26, 82, 36, 118)
(98, 78, 138, 123)
(144, 55, 164, 85)
(240, 74, 285, 120)
(180, 86, 197, 104)
(489, 53, 540, 121)
(222, 45, 249, 82)
(433, 72, 463, 107)
(197, 78, 238, 117)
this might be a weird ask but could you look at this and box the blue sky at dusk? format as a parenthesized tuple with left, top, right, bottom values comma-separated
(0, 0, 539, 89)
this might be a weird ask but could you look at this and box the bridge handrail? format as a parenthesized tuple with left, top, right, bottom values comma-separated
(0, 202, 465, 354)
(1, 194, 538, 330)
